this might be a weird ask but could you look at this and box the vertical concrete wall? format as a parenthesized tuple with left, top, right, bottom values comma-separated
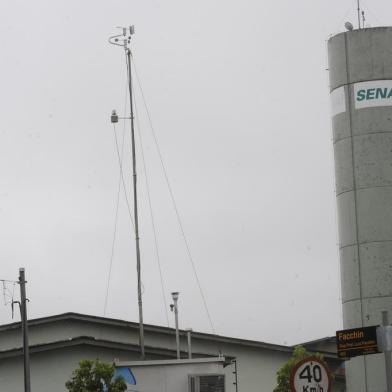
(328, 27, 392, 392)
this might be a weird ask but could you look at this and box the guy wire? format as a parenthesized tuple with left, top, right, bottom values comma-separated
(133, 85, 170, 327)
(104, 79, 134, 316)
(131, 55, 216, 334)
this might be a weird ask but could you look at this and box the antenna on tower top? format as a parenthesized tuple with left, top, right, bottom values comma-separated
(362, 10, 366, 29)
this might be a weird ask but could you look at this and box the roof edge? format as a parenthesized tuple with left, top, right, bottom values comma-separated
(0, 312, 333, 355)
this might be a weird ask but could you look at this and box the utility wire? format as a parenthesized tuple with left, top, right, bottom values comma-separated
(131, 56, 216, 334)
(133, 87, 170, 327)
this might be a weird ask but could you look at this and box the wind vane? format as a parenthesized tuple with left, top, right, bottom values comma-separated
(109, 26, 135, 48)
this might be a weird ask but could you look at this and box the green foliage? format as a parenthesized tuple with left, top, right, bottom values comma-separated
(273, 345, 325, 392)
(65, 359, 127, 392)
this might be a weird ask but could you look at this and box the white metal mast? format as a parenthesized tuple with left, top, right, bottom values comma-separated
(109, 26, 145, 359)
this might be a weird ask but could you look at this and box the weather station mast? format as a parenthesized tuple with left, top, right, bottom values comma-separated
(108, 26, 145, 359)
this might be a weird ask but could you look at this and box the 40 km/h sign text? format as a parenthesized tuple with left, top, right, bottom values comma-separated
(289, 357, 331, 392)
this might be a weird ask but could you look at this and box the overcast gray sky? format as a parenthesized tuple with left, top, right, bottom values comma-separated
(0, 0, 388, 346)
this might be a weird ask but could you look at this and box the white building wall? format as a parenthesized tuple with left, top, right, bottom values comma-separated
(0, 315, 342, 391)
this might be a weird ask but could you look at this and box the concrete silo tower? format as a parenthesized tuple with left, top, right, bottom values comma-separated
(328, 27, 392, 391)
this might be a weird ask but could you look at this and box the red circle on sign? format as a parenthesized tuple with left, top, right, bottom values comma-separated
(289, 356, 332, 392)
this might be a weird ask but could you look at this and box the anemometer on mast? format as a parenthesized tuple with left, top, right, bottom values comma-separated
(109, 25, 146, 360)
(109, 25, 135, 47)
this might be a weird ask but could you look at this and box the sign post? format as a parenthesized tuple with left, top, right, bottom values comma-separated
(289, 356, 331, 392)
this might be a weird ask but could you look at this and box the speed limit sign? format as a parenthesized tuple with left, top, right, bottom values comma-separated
(289, 356, 331, 392)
